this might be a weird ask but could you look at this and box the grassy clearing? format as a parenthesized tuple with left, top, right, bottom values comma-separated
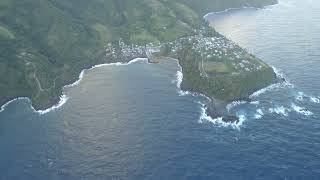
(204, 61, 231, 74)
(0, 0, 277, 109)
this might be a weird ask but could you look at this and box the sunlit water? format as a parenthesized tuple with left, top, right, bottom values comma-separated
(1, 0, 320, 179)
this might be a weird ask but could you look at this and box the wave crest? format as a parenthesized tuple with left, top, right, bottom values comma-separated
(226, 101, 247, 111)
(291, 104, 313, 116)
(250, 67, 294, 98)
(254, 109, 264, 119)
(295, 91, 320, 104)
(0, 58, 148, 115)
(269, 106, 290, 116)
(199, 104, 245, 129)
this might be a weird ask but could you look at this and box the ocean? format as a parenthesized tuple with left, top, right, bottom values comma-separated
(1, 0, 320, 179)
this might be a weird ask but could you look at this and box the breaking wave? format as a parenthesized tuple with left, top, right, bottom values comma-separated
(0, 58, 148, 115)
(310, 97, 320, 103)
(267, 104, 313, 117)
(174, 70, 197, 97)
(175, 71, 183, 89)
(203, 6, 266, 19)
(35, 95, 69, 115)
(254, 109, 264, 119)
(269, 106, 290, 116)
(199, 104, 245, 129)
(250, 101, 260, 105)
(171, 59, 211, 102)
(0, 95, 69, 115)
(65, 58, 148, 89)
(295, 91, 320, 104)
(226, 101, 247, 111)
(291, 103, 313, 116)
(0, 97, 29, 113)
(250, 67, 294, 98)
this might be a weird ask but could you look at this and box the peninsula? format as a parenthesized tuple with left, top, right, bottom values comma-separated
(0, 0, 278, 121)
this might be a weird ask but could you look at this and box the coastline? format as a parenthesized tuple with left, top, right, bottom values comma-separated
(0, 1, 279, 118)
(0, 58, 149, 114)
(203, 1, 278, 19)
(204, 7, 258, 19)
(0, 54, 280, 127)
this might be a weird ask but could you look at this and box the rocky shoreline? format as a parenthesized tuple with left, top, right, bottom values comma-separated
(0, 1, 278, 121)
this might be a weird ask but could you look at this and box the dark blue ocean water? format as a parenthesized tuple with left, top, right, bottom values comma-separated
(1, 0, 320, 179)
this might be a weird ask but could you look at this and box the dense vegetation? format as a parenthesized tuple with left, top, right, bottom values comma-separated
(160, 29, 276, 102)
(0, 0, 277, 109)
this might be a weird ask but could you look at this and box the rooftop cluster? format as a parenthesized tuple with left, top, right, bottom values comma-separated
(104, 29, 266, 76)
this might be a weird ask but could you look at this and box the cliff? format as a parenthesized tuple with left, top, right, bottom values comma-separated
(0, 0, 277, 113)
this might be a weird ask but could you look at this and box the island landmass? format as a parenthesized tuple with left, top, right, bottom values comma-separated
(0, 0, 278, 122)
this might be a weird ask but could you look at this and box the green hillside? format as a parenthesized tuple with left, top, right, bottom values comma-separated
(0, 0, 277, 109)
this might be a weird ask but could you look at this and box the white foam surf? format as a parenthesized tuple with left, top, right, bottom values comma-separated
(64, 70, 86, 88)
(199, 104, 245, 129)
(236, 114, 247, 127)
(310, 97, 320, 104)
(272, 67, 294, 87)
(295, 91, 320, 104)
(291, 103, 313, 116)
(0, 58, 148, 115)
(65, 58, 148, 89)
(0, 97, 28, 113)
(174, 70, 199, 97)
(170, 58, 212, 102)
(254, 114, 263, 119)
(0, 95, 69, 115)
(250, 83, 281, 98)
(254, 109, 264, 119)
(269, 106, 290, 116)
(250, 101, 260, 105)
(204, 7, 258, 19)
(250, 67, 294, 98)
(226, 100, 247, 112)
(35, 95, 69, 115)
(203, 0, 279, 20)
(295, 92, 304, 101)
(176, 71, 183, 89)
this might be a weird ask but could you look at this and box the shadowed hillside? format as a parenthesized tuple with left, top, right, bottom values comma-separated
(0, 0, 277, 109)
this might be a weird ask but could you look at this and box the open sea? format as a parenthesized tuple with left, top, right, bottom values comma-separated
(1, 0, 320, 179)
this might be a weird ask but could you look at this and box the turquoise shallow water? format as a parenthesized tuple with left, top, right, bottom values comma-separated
(1, 0, 320, 179)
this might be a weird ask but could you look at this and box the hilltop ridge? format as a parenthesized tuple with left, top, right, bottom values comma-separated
(0, 0, 277, 113)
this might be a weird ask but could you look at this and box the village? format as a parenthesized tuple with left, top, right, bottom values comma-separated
(104, 28, 267, 79)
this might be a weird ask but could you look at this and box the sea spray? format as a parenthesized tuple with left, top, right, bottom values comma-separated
(199, 103, 244, 129)
(295, 91, 320, 104)
(175, 70, 199, 97)
(291, 104, 313, 116)
(175, 71, 183, 89)
(295, 92, 304, 101)
(250, 101, 260, 105)
(171, 58, 211, 102)
(35, 95, 69, 115)
(310, 97, 320, 103)
(269, 106, 290, 116)
(250, 66, 294, 98)
(254, 109, 264, 119)
(226, 101, 247, 112)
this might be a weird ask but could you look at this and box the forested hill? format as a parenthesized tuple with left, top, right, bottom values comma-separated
(177, 0, 277, 14)
(0, 0, 277, 109)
